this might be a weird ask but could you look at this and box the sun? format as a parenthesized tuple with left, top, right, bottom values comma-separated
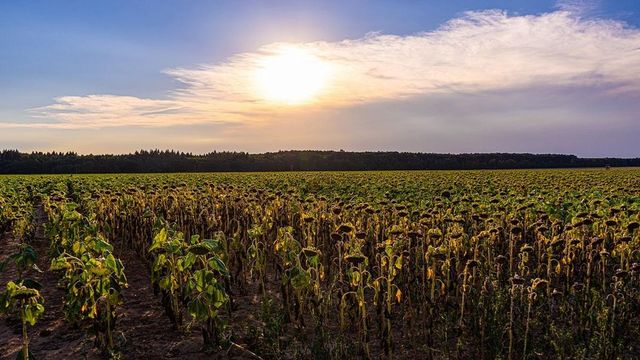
(253, 47, 330, 105)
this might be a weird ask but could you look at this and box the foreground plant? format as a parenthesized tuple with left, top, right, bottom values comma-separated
(0, 280, 45, 360)
(185, 234, 230, 348)
(149, 223, 189, 328)
(0, 235, 44, 359)
(50, 248, 127, 352)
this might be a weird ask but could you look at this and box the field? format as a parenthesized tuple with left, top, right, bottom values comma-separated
(1, 169, 640, 359)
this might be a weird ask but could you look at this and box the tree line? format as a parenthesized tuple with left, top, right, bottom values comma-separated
(0, 149, 638, 174)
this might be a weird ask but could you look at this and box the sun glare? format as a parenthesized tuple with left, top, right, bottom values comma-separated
(253, 47, 330, 105)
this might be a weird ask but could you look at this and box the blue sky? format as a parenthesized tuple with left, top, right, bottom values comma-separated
(1, 0, 640, 156)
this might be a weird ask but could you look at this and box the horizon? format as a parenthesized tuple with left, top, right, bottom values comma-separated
(2, 1, 640, 156)
(2, 148, 639, 159)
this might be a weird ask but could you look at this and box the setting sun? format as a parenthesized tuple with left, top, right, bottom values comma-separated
(253, 47, 330, 105)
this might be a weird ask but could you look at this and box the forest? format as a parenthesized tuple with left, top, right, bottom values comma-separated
(1, 150, 638, 174)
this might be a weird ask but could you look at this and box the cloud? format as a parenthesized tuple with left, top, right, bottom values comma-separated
(3, 9, 640, 130)
(23, 95, 183, 128)
(554, 0, 600, 15)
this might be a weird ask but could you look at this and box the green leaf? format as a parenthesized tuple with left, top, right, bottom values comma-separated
(149, 228, 167, 251)
(183, 252, 196, 269)
(187, 299, 208, 320)
(395, 255, 403, 269)
(189, 234, 200, 245)
(208, 257, 228, 276)
(94, 237, 113, 253)
(159, 277, 171, 290)
(72, 241, 82, 254)
(104, 253, 117, 271)
(153, 254, 167, 271)
(203, 238, 223, 252)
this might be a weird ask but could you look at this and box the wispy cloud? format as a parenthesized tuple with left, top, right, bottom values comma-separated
(554, 0, 600, 15)
(4, 9, 640, 129)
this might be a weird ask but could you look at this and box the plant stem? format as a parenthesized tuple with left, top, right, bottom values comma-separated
(21, 301, 29, 360)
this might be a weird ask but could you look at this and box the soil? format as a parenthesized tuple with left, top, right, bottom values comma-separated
(0, 206, 91, 360)
(1, 207, 264, 360)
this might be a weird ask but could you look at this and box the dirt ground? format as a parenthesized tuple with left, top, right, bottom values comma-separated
(0, 207, 260, 360)
(0, 207, 93, 360)
(1, 207, 393, 360)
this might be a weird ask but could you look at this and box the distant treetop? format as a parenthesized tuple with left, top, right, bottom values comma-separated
(0, 149, 637, 174)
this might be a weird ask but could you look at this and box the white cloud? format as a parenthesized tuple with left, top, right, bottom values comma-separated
(3, 9, 640, 129)
(27, 95, 186, 128)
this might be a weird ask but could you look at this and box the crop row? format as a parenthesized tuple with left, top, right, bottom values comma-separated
(1, 169, 640, 359)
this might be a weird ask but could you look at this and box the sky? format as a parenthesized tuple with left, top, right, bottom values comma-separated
(1, 0, 639, 157)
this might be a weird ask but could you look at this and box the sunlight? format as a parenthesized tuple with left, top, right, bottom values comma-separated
(253, 47, 331, 105)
